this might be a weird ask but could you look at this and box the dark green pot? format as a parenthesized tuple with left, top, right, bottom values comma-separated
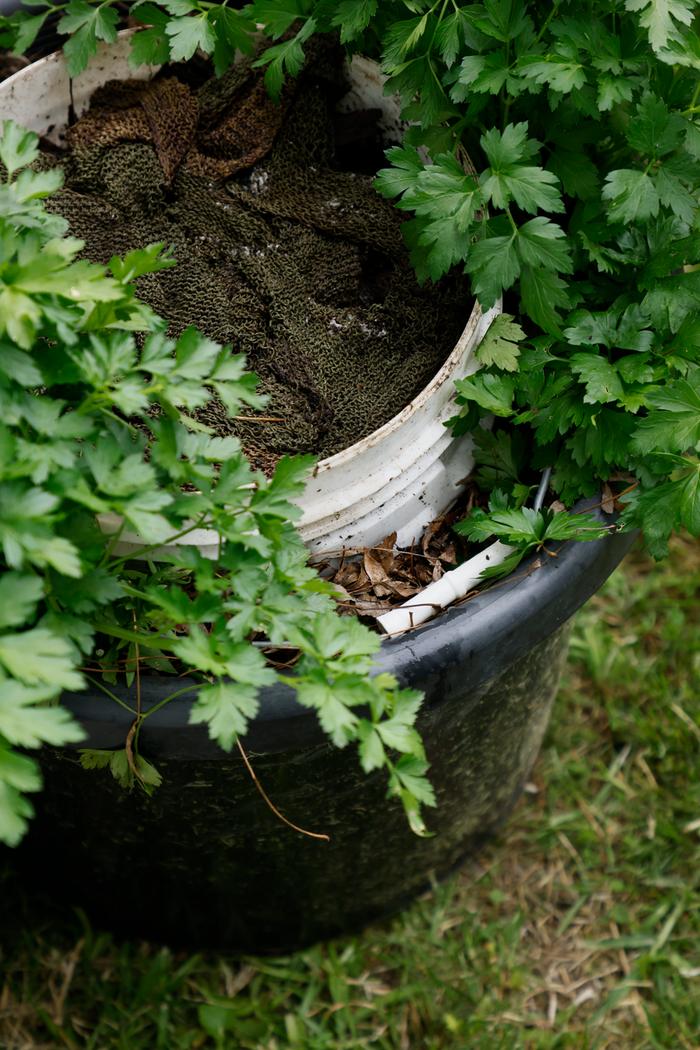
(13, 509, 633, 951)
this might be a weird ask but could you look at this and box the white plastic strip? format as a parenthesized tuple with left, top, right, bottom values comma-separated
(376, 469, 552, 635)
(376, 541, 512, 635)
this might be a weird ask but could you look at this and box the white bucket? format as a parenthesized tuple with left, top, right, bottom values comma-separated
(0, 32, 499, 556)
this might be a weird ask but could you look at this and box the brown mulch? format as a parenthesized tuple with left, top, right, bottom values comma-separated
(313, 484, 485, 623)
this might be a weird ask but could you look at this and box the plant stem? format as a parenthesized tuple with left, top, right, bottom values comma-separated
(83, 675, 137, 715)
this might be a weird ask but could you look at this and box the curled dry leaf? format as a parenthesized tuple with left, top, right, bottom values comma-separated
(319, 487, 481, 623)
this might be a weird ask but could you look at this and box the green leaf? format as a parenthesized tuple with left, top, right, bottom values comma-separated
(516, 217, 572, 272)
(109, 243, 176, 284)
(80, 748, 162, 793)
(160, 0, 197, 15)
(0, 574, 43, 630)
(480, 130, 564, 212)
(472, 427, 529, 492)
(58, 0, 118, 38)
(61, 25, 98, 78)
(208, 6, 256, 74)
(358, 722, 386, 772)
(625, 0, 696, 52)
(42, 537, 83, 578)
(0, 629, 83, 690)
(480, 122, 537, 169)
(467, 0, 532, 41)
(466, 234, 520, 306)
(434, 9, 468, 67)
(11, 167, 63, 204)
(11, 11, 50, 54)
(602, 169, 660, 224)
(518, 55, 587, 94)
(654, 166, 697, 224)
(51, 568, 123, 615)
(78, 748, 113, 771)
(0, 286, 41, 349)
(376, 690, 424, 756)
(597, 74, 635, 112)
(330, 0, 377, 43)
(0, 676, 85, 748)
(457, 505, 607, 547)
(520, 267, 571, 334)
(58, 1, 119, 77)
(250, 0, 308, 38)
(547, 146, 600, 200)
(452, 52, 510, 97)
(251, 454, 314, 519)
(475, 314, 525, 372)
(165, 14, 216, 61)
(382, 14, 430, 66)
(0, 745, 40, 847)
(130, 24, 172, 68)
(570, 353, 625, 404)
(294, 676, 361, 747)
(454, 373, 515, 416)
(0, 120, 38, 176)
(379, 150, 483, 281)
(632, 371, 700, 453)
(134, 753, 162, 793)
(253, 17, 316, 99)
(190, 682, 261, 751)
(627, 94, 685, 157)
(374, 145, 425, 199)
(678, 462, 700, 534)
(391, 754, 436, 808)
(197, 1003, 240, 1043)
(621, 460, 700, 555)
(403, 215, 467, 282)
(402, 154, 482, 226)
(564, 305, 654, 352)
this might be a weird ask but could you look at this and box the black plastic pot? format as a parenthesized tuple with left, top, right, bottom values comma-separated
(10, 506, 633, 952)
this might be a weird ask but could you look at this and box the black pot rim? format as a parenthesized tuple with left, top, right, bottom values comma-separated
(59, 498, 635, 757)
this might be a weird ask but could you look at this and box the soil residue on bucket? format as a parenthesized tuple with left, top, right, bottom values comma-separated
(42, 40, 473, 469)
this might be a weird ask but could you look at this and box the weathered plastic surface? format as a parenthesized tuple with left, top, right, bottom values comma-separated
(20, 629, 567, 951)
(12, 517, 635, 951)
(0, 33, 500, 555)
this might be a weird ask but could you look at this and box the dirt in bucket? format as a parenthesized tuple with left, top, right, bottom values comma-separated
(42, 38, 473, 470)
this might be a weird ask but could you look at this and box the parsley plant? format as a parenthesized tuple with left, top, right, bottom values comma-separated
(0, 122, 434, 846)
(2, 0, 697, 553)
(1, 0, 699, 842)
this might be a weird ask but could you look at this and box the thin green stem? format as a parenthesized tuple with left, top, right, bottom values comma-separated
(84, 675, 138, 716)
(106, 516, 213, 568)
(98, 516, 127, 567)
(505, 206, 519, 235)
(139, 683, 202, 722)
(92, 622, 173, 650)
(686, 80, 700, 115)
(535, 2, 560, 43)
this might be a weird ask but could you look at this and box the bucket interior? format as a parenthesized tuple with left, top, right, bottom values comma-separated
(16, 37, 473, 474)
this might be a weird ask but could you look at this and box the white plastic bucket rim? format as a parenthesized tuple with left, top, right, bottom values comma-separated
(0, 32, 501, 557)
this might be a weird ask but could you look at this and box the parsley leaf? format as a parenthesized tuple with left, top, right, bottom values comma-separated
(625, 0, 696, 52)
(475, 313, 525, 372)
(632, 369, 700, 453)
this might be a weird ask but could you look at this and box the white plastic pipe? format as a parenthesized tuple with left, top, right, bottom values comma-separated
(377, 469, 552, 636)
(376, 540, 512, 635)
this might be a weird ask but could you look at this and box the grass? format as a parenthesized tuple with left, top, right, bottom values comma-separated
(0, 536, 698, 1050)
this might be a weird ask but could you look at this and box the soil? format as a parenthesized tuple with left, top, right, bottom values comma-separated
(40, 39, 474, 471)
